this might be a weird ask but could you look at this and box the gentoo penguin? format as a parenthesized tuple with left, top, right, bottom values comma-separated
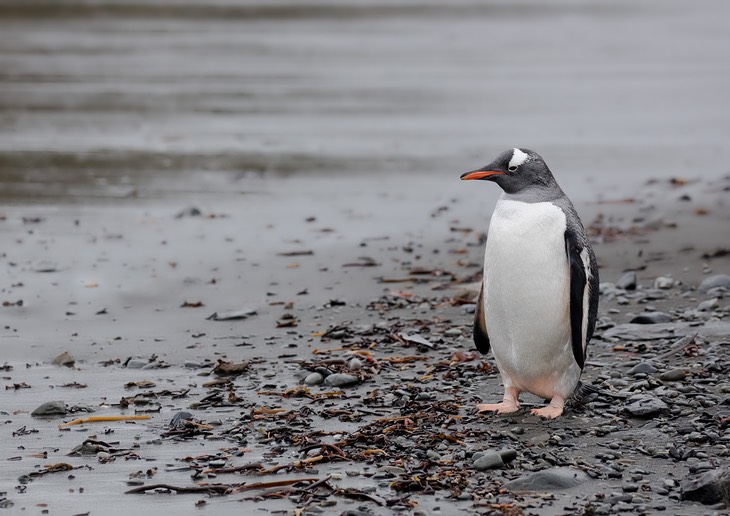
(460, 148, 598, 419)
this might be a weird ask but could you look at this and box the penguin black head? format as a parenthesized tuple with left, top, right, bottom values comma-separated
(460, 148, 559, 195)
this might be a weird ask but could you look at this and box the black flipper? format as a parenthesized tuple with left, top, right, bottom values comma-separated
(565, 230, 587, 369)
(473, 280, 490, 355)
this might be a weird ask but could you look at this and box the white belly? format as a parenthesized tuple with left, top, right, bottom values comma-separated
(483, 198, 580, 399)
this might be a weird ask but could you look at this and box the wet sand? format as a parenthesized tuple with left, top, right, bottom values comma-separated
(2, 172, 729, 515)
(1, 1, 730, 515)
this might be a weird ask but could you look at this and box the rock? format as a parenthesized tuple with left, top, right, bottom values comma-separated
(324, 373, 360, 387)
(659, 368, 688, 382)
(31, 401, 68, 416)
(52, 351, 75, 367)
(473, 451, 503, 471)
(624, 395, 669, 418)
(680, 468, 730, 505)
(175, 206, 202, 218)
(169, 411, 194, 430)
(503, 467, 589, 492)
(126, 358, 148, 369)
(70, 441, 107, 455)
(629, 312, 672, 324)
(616, 271, 638, 290)
(499, 449, 518, 463)
(697, 298, 719, 311)
(304, 372, 325, 386)
(654, 276, 675, 289)
(627, 362, 657, 375)
(698, 274, 730, 292)
(348, 358, 363, 371)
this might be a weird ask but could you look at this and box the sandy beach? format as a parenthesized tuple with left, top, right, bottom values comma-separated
(1, 1, 730, 515)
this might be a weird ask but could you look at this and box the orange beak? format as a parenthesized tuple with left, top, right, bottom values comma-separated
(460, 170, 506, 181)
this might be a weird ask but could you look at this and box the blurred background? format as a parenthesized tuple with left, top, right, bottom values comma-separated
(1, 0, 729, 203)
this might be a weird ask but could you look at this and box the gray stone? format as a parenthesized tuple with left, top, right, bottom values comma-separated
(503, 467, 589, 492)
(324, 373, 360, 387)
(629, 312, 672, 324)
(31, 401, 68, 416)
(680, 468, 730, 505)
(659, 368, 688, 382)
(169, 411, 194, 430)
(499, 449, 518, 464)
(698, 274, 730, 292)
(627, 362, 657, 375)
(347, 358, 363, 371)
(304, 372, 325, 386)
(624, 395, 669, 418)
(126, 358, 148, 369)
(616, 271, 638, 290)
(51, 351, 75, 367)
(697, 298, 719, 311)
(654, 276, 675, 289)
(473, 451, 503, 471)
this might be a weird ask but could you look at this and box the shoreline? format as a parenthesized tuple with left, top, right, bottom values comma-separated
(1, 170, 728, 514)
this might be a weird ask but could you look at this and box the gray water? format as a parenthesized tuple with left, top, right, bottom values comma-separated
(1, 0, 729, 201)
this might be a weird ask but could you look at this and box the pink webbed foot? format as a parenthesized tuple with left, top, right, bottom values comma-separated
(530, 395, 566, 419)
(477, 387, 521, 415)
(477, 401, 520, 414)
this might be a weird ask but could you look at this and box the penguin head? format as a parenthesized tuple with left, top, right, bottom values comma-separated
(460, 148, 558, 195)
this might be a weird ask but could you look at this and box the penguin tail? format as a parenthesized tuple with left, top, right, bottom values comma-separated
(567, 380, 628, 408)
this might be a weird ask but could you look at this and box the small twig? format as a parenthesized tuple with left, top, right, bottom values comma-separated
(299, 443, 348, 460)
(59, 415, 151, 428)
(229, 477, 320, 493)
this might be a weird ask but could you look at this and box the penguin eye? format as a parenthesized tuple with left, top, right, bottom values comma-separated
(507, 165, 518, 172)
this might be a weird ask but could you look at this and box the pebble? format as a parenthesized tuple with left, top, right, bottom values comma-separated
(169, 411, 193, 430)
(503, 467, 589, 492)
(51, 351, 75, 367)
(654, 276, 675, 289)
(698, 274, 730, 292)
(616, 271, 638, 290)
(627, 362, 657, 375)
(680, 468, 730, 505)
(624, 395, 669, 417)
(304, 372, 325, 386)
(697, 298, 719, 311)
(31, 401, 68, 416)
(499, 449, 518, 463)
(629, 312, 672, 324)
(473, 452, 503, 471)
(126, 359, 148, 369)
(347, 358, 363, 371)
(659, 368, 688, 382)
(324, 373, 360, 387)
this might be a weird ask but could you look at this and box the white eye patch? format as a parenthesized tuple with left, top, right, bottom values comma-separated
(508, 148, 529, 169)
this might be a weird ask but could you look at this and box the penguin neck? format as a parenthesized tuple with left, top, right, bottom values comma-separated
(499, 184, 566, 204)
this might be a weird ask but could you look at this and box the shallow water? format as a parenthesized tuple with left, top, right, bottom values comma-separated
(1, 0, 729, 202)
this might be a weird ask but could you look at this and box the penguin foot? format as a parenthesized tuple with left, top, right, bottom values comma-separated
(477, 387, 521, 414)
(530, 396, 565, 419)
(477, 401, 520, 414)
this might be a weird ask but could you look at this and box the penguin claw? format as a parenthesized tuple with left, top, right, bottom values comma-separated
(476, 402, 520, 414)
(530, 405, 564, 419)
